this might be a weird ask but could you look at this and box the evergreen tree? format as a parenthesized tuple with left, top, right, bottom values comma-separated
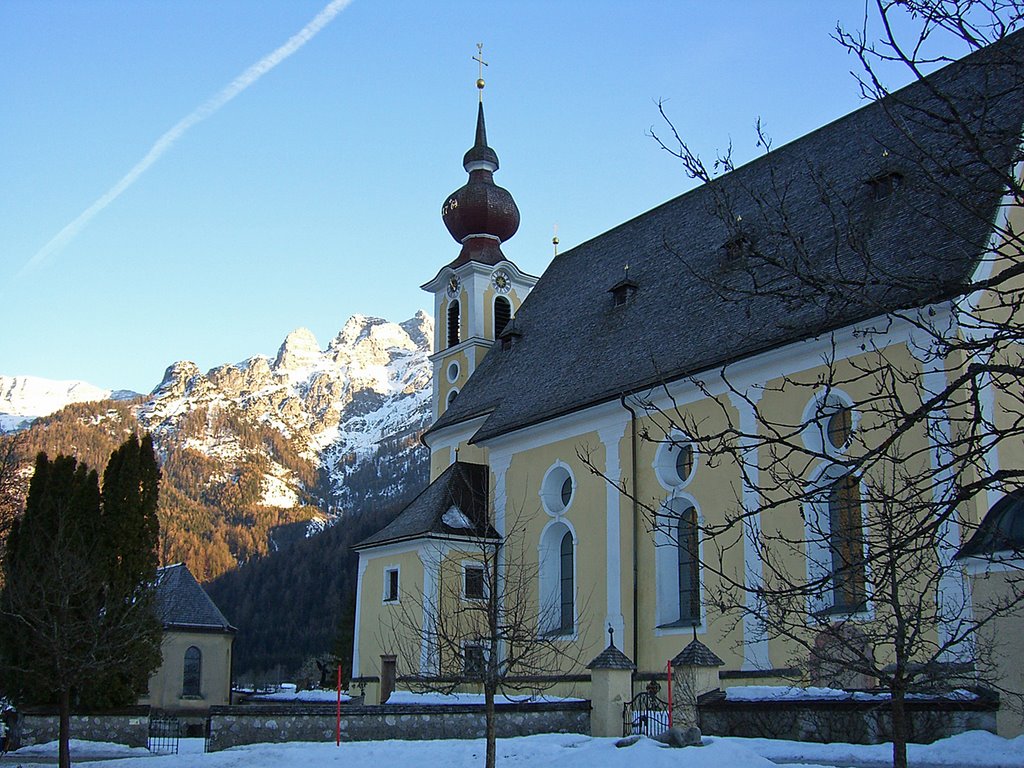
(0, 437, 163, 768)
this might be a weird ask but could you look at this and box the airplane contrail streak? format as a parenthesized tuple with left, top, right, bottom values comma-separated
(20, 0, 354, 275)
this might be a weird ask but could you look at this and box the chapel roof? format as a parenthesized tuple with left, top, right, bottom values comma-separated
(428, 31, 1024, 445)
(356, 461, 496, 549)
(154, 563, 235, 632)
(957, 489, 1024, 559)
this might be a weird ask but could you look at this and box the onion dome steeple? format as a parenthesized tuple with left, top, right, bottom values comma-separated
(441, 67, 520, 268)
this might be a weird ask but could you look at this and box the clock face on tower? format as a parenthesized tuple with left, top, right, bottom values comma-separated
(491, 269, 511, 294)
(446, 274, 461, 298)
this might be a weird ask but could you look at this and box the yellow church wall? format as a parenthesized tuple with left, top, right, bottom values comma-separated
(971, 565, 1024, 737)
(752, 341, 952, 676)
(355, 546, 426, 685)
(497, 430, 611, 676)
(142, 629, 233, 713)
(628, 397, 748, 674)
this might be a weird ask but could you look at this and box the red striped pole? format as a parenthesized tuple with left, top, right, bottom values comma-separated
(336, 664, 342, 746)
(667, 661, 673, 729)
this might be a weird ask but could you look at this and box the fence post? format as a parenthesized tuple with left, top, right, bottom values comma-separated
(670, 638, 724, 730)
(586, 628, 636, 737)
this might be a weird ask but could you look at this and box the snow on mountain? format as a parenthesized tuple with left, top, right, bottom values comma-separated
(3, 312, 434, 522)
(140, 311, 434, 510)
(0, 374, 140, 433)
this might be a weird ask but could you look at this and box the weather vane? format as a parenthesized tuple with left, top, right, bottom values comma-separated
(473, 43, 488, 100)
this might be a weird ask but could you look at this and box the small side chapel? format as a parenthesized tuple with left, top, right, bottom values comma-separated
(352, 37, 1024, 737)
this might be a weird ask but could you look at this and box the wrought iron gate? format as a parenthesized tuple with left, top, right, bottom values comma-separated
(622, 680, 670, 738)
(147, 717, 180, 754)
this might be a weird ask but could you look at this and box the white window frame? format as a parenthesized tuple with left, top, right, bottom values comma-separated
(654, 493, 707, 634)
(462, 561, 488, 602)
(804, 463, 872, 619)
(537, 518, 578, 638)
(382, 565, 401, 604)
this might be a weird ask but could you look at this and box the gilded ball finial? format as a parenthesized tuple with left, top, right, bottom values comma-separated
(477, 78, 486, 90)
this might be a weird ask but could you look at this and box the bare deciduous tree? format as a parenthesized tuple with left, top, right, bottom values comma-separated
(381, 504, 587, 768)
(580, 4, 1024, 766)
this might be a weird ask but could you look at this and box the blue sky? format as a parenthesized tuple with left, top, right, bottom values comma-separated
(1, 2, 939, 393)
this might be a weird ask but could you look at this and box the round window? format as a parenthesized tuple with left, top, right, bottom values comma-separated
(826, 405, 852, 451)
(674, 444, 694, 484)
(541, 464, 574, 515)
(446, 360, 460, 383)
(446, 388, 459, 408)
(654, 435, 697, 490)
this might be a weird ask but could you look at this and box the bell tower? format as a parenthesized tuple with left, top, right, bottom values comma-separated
(422, 47, 538, 423)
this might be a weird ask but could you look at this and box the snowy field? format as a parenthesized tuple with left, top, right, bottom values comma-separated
(7, 731, 1024, 768)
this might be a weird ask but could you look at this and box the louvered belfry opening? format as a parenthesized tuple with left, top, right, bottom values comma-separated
(494, 296, 512, 337)
(447, 300, 461, 347)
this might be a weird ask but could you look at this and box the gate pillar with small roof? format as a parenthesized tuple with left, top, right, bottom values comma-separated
(586, 628, 635, 737)
(670, 638, 724, 729)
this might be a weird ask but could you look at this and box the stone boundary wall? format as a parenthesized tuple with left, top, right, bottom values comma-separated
(697, 693, 998, 744)
(207, 701, 590, 751)
(15, 707, 151, 750)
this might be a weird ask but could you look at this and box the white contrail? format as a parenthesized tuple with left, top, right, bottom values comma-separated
(20, 0, 354, 275)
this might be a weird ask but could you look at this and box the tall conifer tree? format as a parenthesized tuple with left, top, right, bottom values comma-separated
(0, 436, 163, 768)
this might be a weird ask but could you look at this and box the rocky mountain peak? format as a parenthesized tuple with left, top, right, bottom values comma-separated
(274, 328, 322, 372)
(400, 310, 434, 352)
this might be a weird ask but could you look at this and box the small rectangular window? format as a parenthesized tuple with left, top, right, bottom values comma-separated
(867, 172, 903, 201)
(384, 567, 399, 603)
(464, 565, 485, 600)
(464, 645, 486, 680)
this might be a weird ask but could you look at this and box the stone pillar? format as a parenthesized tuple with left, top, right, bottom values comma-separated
(586, 630, 635, 738)
(379, 654, 397, 704)
(670, 639, 723, 730)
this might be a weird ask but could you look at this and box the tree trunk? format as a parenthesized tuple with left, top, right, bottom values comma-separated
(890, 685, 908, 768)
(484, 682, 496, 768)
(59, 688, 71, 768)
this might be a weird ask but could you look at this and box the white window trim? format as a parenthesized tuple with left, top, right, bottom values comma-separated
(804, 463, 873, 620)
(461, 560, 488, 602)
(802, 388, 858, 459)
(446, 359, 461, 384)
(652, 429, 699, 492)
(539, 460, 576, 517)
(654, 492, 707, 636)
(382, 565, 401, 604)
(537, 518, 579, 640)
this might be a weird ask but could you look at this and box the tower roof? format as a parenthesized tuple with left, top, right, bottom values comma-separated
(427, 30, 1024, 445)
(441, 100, 520, 266)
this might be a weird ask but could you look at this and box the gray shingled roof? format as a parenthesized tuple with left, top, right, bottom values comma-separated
(587, 643, 636, 671)
(672, 638, 724, 667)
(155, 563, 234, 632)
(957, 489, 1024, 558)
(429, 32, 1024, 445)
(356, 462, 496, 549)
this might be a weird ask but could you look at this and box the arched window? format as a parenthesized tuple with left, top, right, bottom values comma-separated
(655, 497, 702, 628)
(447, 300, 461, 348)
(676, 507, 700, 623)
(828, 474, 866, 611)
(493, 296, 512, 337)
(183, 646, 202, 697)
(559, 531, 574, 633)
(538, 521, 575, 635)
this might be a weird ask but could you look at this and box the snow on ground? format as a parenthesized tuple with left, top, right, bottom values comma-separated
(8, 731, 1023, 768)
(247, 689, 352, 703)
(723, 730, 1024, 767)
(725, 685, 979, 702)
(384, 690, 584, 705)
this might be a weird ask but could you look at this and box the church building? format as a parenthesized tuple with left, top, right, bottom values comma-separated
(352, 33, 1024, 737)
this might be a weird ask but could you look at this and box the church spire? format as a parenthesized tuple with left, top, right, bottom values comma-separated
(440, 46, 519, 268)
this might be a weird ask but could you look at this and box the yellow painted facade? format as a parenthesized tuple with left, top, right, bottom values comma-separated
(141, 629, 234, 715)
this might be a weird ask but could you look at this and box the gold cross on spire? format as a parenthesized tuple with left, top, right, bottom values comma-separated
(473, 43, 488, 100)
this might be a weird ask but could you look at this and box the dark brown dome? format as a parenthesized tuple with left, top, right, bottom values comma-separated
(441, 102, 520, 246)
